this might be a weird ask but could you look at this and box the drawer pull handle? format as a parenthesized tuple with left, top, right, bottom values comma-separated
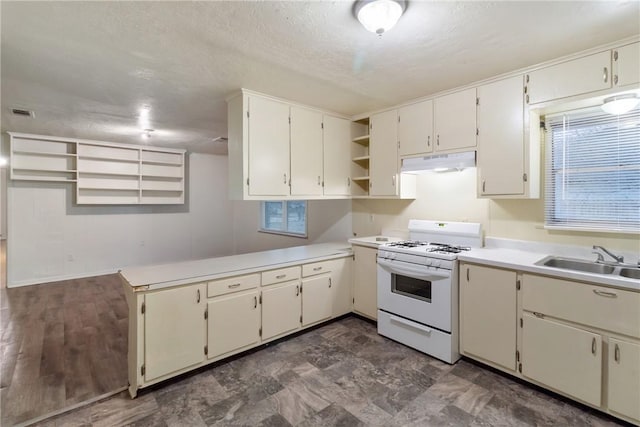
(614, 343, 620, 362)
(276, 274, 286, 279)
(591, 337, 597, 355)
(466, 268, 470, 282)
(329, 278, 332, 288)
(254, 296, 257, 309)
(197, 289, 200, 303)
(593, 289, 617, 298)
(296, 285, 299, 296)
(313, 267, 322, 271)
(228, 283, 241, 289)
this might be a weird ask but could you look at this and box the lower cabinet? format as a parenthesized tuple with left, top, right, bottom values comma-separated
(521, 313, 602, 407)
(207, 290, 260, 359)
(261, 281, 302, 341)
(330, 257, 353, 317)
(143, 283, 206, 382)
(301, 275, 332, 326)
(352, 245, 378, 319)
(608, 338, 640, 421)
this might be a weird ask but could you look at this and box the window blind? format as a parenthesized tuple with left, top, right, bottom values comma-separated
(545, 105, 640, 233)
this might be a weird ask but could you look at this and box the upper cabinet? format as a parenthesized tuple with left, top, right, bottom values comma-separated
(290, 106, 323, 196)
(369, 110, 399, 197)
(398, 100, 433, 157)
(322, 115, 352, 197)
(613, 42, 640, 88)
(526, 51, 612, 105)
(477, 75, 540, 199)
(434, 87, 477, 152)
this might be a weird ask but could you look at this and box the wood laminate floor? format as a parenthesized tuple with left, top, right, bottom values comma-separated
(0, 273, 128, 426)
(32, 317, 627, 427)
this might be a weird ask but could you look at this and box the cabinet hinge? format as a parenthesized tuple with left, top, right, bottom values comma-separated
(520, 318, 523, 328)
(321, 122, 324, 129)
(397, 141, 400, 149)
(518, 363, 522, 373)
(352, 297, 355, 304)
(204, 345, 208, 356)
(259, 293, 262, 304)
(300, 315, 303, 324)
(246, 111, 249, 118)
(476, 128, 479, 136)
(300, 284, 303, 294)
(516, 279, 521, 290)
(525, 74, 529, 83)
(288, 116, 291, 124)
(369, 122, 372, 130)
(204, 308, 208, 320)
(613, 50, 618, 61)
(246, 178, 249, 186)
(524, 85, 528, 94)
(398, 116, 400, 123)
(141, 365, 145, 376)
(523, 173, 528, 182)
(141, 302, 145, 315)
(476, 97, 480, 106)
(516, 350, 520, 362)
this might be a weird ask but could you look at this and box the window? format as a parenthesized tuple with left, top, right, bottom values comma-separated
(545, 105, 640, 233)
(260, 201, 307, 237)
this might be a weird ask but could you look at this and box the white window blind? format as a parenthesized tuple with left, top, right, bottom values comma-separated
(545, 105, 640, 233)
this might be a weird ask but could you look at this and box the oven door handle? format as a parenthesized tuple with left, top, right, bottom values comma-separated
(377, 258, 449, 281)
(390, 314, 432, 334)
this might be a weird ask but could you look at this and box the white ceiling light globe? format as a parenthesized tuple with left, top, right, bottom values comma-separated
(357, 0, 405, 35)
(601, 94, 640, 115)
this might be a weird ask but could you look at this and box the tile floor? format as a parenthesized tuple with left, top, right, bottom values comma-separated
(33, 316, 627, 427)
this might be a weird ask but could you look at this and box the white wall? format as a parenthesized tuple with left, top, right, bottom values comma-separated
(7, 153, 234, 286)
(353, 169, 640, 253)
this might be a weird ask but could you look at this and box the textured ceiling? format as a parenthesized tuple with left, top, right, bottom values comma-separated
(1, 1, 639, 154)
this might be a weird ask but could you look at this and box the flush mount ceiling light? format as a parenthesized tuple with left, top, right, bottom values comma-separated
(601, 93, 640, 115)
(355, 0, 406, 35)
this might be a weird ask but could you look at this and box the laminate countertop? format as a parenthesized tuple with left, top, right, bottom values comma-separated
(120, 242, 353, 291)
(459, 247, 640, 292)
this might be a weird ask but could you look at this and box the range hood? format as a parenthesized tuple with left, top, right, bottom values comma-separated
(401, 151, 476, 173)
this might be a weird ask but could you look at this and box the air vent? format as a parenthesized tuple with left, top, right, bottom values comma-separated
(12, 108, 35, 118)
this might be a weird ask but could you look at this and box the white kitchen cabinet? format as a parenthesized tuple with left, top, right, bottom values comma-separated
(323, 115, 352, 196)
(527, 51, 611, 104)
(247, 95, 291, 196)
(369, 110, 399, 196)
(261, 281, 301, 341)
(301, 275, 332, 326)
(330, 257, 353, 317)
(521, 313, 602, 407)
(608, 338, 640, 422)
(352, 245, 378, 320)
(207, 290, 260, 360)
(398, 100, 433, 157)
(290, 106, 324, 196)
(459, 263, 517, 371)
(613, 42, 640, 87)
(143, 284, 206, 382)
(434, 88, 477, 152)
(476, 75, 539, 199)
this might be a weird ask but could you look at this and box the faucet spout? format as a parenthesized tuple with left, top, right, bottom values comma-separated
(592, 245, 624, 264)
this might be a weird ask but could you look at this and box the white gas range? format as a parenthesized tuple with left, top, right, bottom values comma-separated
(377, 220, 482, 364)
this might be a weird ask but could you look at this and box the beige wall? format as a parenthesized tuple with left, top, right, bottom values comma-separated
(353, 169, 639, 253)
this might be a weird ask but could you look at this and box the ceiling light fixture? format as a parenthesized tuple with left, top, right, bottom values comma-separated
(141, 129, 154, 139)
(601, 93, 640, 115)
(355, 0, 406, 35)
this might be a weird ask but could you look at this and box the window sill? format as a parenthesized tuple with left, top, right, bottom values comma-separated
(258, 229, 308, 239)
(544, 225, 640, 235)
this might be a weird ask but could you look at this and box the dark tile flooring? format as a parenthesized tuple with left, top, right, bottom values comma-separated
(33, 316, 626, 427)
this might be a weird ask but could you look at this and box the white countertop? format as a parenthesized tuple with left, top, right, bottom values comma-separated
(348, 235, 404, 249)
(459, 247, 640, 292)
(120, 242, 353, 290)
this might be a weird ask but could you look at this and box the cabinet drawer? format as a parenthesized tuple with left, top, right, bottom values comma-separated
(208, 274, 260, 298)
(302, 261, 332, 277)
(262, 266, 301, 286)
(522, 274, 640, 339)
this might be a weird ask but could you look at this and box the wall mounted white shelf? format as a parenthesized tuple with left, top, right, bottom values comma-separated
(8, 132, 186, 205)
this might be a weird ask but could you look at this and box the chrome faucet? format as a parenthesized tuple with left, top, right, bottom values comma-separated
(592, 245, 624, 264)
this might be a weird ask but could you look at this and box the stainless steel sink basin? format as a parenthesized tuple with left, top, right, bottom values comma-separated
(536, 256, 616, 274)
(619, 268, 640, 280)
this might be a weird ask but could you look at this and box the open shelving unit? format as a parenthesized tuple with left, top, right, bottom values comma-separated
(350, 117, 370, 197)
(8, 132, 186, 205)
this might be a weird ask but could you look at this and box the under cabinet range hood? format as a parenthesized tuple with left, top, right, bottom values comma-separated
(401, 151, 476, 173)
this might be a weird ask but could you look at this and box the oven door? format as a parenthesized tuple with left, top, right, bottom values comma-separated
(377, 258, 453, 332)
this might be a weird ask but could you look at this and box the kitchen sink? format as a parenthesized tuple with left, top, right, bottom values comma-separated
(619, 268, 640, 280)
(536, 256, 616, 274)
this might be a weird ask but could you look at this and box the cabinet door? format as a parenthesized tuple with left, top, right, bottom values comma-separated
(248, 96, 290, 196)
(521, 313, 602, 407)
(613, 42, 640, 87)
(302, 275, 332, 326)
(608, 338, 640, 422)
(290, 106, 323, 196)
(369, 110, 398, 196)
(352, 245, 378, 319)
(323, 116, 352, 196)
(398, 100, 433, 156)
(434, 88, 477, 152)
(527, 51, 611, 104)
(207, 290, 260, 359)
(460, 264, 517, 371)
(262, 281, 301, 341)
(330, 257, 353, 317)
(477, 76, 525, 196)
(144, 284, 206, 381)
